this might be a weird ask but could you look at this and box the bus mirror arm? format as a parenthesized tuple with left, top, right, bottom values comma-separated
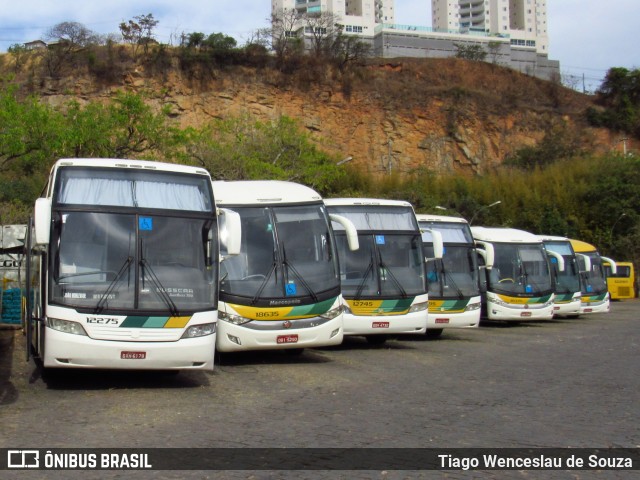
(329, 214, 359, 251)
(600, 256, 617, 275)
(423, 229, 444, 260)
(575, 253, 591, 273)
(547, 250, 565, 272)
(475, 241, 495, 269)
(34, 198, 52, 246)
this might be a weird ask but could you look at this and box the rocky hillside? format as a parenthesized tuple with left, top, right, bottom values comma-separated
(3, 51, 626, 176)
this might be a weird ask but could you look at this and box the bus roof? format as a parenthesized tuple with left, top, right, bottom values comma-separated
(536, 234, 570, 242)
(471, 226, 540, 243)
(324, 198, 412, 208)
(212, 180, 323, 206)
(415, 214, 468, 224)
(569, 239, 598, 253)
(51, 158, 211, 177)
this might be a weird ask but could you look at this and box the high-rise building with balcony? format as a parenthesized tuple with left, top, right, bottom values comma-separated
(270, 1, 557, 80)
(272, 1, 395, 36)
(432, 0, 548, 54)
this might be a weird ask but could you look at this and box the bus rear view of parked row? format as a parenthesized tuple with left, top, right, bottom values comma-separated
(605, 261, 636, 300)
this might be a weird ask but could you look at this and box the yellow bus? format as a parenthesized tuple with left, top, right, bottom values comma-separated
(604, 261, 636, 300)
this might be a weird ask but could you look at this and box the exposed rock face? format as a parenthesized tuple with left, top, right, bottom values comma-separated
(32, 57, 627, 176)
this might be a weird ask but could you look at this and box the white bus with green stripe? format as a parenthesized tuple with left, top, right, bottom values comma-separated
(416, 214, 481, 337)
(325, 199, 442, 344)
(25, 158, 239, 371)
(536, 235, 582, 318)
(472, 227, 555, 321)
(213, 181, 358, 353)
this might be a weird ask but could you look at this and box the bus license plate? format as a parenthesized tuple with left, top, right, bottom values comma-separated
(520, 312, 532, 317)
(277, 335, 298, 344)
(121, 351, 146, 359)
(372, 322, 390, 328)
(435, 318, 449, 324)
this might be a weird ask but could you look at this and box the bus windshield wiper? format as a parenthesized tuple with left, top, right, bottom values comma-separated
(94, 256, 133, 314)
(251, 247, 278, 305)
(140, 258, 179, 316)
(354, 251, 375, 300)
(440, 262, 464, 299)
(282, 246, 318, 302)
(377, 249, 407, 298)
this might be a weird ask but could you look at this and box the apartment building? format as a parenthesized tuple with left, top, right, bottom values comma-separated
(271, 0, 557, 80)
(272, 1, 395, 36)
(432, 0, 549, 54)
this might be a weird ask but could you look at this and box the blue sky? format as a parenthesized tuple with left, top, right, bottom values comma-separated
(0, 1, 637, 92)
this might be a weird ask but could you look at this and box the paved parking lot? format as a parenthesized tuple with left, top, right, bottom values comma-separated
(1, 300, 638, 479)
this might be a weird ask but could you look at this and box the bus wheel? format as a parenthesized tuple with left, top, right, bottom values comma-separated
(365, 335, 387, 345)
(426, 329, 444, 338)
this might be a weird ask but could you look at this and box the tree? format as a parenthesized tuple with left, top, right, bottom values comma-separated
(328, 30, 371, 72)
(269, 8, 304, 67)
(119, 13, 159, 56)
(45, 21, 98, 49)
(43, 21, 99, 76)
(588, 67, 640, 136)
(454, 43, 487, 62)
(303, 11, 343, 57)
(7, 44, 30, 73)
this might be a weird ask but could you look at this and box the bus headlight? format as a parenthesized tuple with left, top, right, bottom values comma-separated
(218, 311, 252, 325)
(181, 323, 216, 338)
(492, 297, 510, 307)
(47, 317, 88, 336)
(408, 301, 429, 313)
(320, 306, 342, 320)
(465, 302, 481, 311)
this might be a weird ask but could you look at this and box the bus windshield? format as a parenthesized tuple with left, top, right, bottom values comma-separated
(426, 245, 479, 298)
(578, 252, 607, 294)
(336, 233, 425, 298)
(51, 211, 216, 313)
(489, 243, 552, 295)
(421, 221, 477, 298)
(219, 205, 339, 303)
(544, 241, 581, 294)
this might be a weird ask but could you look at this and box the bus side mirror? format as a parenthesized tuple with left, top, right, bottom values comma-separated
(601, 256, 617, 275)
(547, 250, 565, 272)
(475, 241, 495, 269)
(431, 230, 444, 259)
(218, 208, 242, 256)
(329, 214, 359, 251)
(34, 198, 52, 246)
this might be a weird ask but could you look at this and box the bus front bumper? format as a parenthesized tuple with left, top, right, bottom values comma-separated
(43, 327, 215, 370)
